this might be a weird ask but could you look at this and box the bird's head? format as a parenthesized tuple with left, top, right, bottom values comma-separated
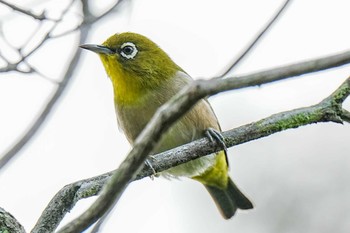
(80, 32, 182, 90)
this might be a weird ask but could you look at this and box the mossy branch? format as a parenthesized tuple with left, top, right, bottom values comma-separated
(0, 207, 25, 233)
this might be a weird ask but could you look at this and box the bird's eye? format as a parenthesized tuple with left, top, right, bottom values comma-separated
(122, 46, 133, 55)
(120, 42, 138, 59)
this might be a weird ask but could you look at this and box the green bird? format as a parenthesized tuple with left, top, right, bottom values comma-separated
(80, 32, 253, 219)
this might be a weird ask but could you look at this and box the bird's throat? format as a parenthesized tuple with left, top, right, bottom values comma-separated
(101, 56, 147, 106)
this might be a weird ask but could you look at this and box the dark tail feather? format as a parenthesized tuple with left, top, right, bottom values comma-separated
(205, 178, 253, 219)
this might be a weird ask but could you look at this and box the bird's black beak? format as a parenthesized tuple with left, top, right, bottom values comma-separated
(79, 44, 114, 54)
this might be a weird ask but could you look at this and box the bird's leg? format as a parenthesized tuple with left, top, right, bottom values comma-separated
(205, 128, 227, 154)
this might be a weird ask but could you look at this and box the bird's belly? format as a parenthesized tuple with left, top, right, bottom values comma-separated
(161, 153, 217, 178)
(153, 121, 217, 178)
(116, 98, 219, 179)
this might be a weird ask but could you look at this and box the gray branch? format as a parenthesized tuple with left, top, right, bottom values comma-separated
(0, 207, 25, 233)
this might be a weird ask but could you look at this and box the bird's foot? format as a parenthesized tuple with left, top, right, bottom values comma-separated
(205, 128, 227, 154)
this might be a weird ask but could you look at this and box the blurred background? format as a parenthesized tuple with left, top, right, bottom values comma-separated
(1, 0, 350, 232)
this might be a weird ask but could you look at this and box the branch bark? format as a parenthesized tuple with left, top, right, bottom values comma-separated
(41, 54, 349, 232)
(0, 207, 25, 233)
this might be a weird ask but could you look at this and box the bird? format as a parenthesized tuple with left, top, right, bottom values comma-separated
(80, 32, 253, 219)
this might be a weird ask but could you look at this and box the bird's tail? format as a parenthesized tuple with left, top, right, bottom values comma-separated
(205, 177, 253, 219)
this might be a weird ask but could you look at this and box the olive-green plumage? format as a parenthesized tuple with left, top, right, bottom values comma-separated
(80, 32, 253, 219)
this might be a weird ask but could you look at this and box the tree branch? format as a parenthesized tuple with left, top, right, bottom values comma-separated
(217, 0, 292, 77)
(341, 109, 350, 123)
(0, 0, 46, 20)
(82, 0, 129, 25)
(0, 0, 125, 171)
(51, 51, 350, 232)
(0, 0, 76, 74)
(32, 76, 349, 233)
(0, 207, 26, 233)
(0, 31, 88, 171)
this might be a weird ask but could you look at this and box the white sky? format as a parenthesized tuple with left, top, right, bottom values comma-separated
(1, 0, 350, 232)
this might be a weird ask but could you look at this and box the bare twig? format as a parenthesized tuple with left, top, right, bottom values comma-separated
(20, 0, 76, 60)
(0, 0, 131, 172)
(0, 0, 46, 20)
(82, 0, 129, 24)
(50, 24, 82, 38)
(56, 48, 350, 232)
(94, 0, 129, 21)
(0, 31, 89, 171)
(33, 76, 350, 233)
(0, 0, 75, 74)
(217, 0, 292, 77)
(0, 0, 82, 171)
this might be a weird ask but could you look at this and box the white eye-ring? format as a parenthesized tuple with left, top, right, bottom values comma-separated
(120, 42, 138, 59)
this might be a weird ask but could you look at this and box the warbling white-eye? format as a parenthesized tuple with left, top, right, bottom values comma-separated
(80, 32, 253, 219)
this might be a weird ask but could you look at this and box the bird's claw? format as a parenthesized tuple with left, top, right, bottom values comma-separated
(205, 128, 227, 154)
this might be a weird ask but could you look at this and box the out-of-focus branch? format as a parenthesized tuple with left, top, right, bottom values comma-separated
(94, 0, 129, 21)
(0, 0, 130, 171)
(0, 0, 79, 171)
(33, 76, 349, 233)
(0, 0, 47, 20)
(0, 0, 76, 74)
(217, 0, 292, 77)
(82, 0, 129, 24)
(0, 207, 26, 233)
(0, 37, 85, 172)
(56, 47, 350, 232)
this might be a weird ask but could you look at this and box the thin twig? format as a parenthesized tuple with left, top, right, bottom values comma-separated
(0, 0, 78, 170)
(33, 77, 350, 233)
(0, 0, 75, 74)
(23, 60, 60, 84)
(21, 0, 76, 60)
(95, 0, 128, 20)
(0, 31, 89, 171)
(56, 48, 350, 233)
(217, 0, 292, 77)
(50, 24, 82, 38)
(0, 0, 46, 20)
(82, 0, 129, 24)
